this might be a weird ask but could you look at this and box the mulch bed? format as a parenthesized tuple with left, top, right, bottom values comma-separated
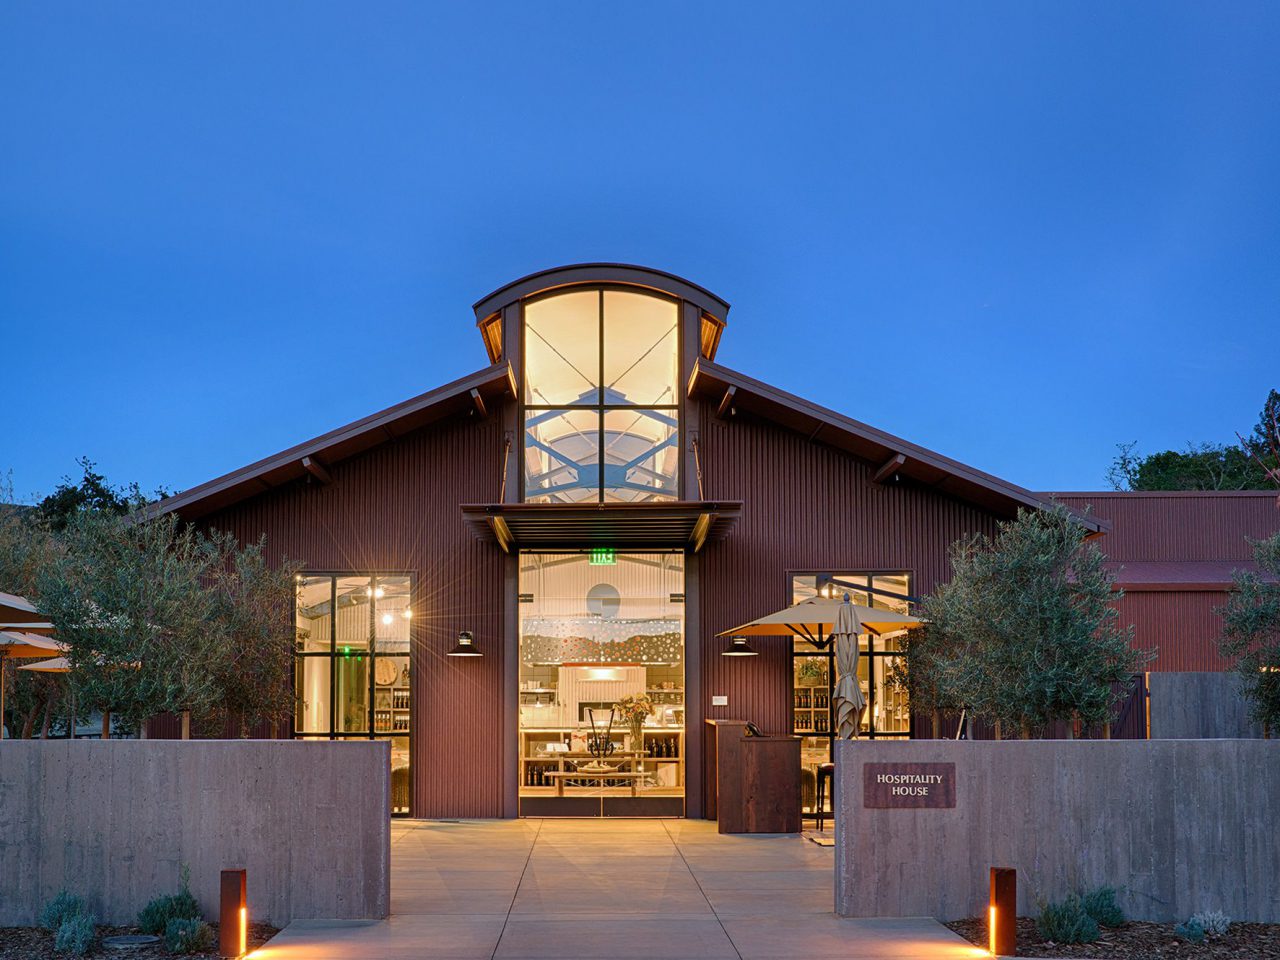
(0, 922, 278, 959)
(947, 916, 1280, 959)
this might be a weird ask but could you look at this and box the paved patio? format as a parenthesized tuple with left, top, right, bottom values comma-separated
(248, 818, 983, 960)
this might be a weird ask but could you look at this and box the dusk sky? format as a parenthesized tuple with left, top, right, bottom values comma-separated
(3, 3, 1278, 502)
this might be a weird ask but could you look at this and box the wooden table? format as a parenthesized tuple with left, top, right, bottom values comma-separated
(543, 770, 645, 797)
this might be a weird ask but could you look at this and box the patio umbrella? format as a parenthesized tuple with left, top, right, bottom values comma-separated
(0, 630, 64, 739)
(832, 597, 866, 739)
(717, 596, 923, 647)
(0, 591, 55, 635)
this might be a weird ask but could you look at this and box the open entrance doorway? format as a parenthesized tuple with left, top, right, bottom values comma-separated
(517, 551, 685, 817)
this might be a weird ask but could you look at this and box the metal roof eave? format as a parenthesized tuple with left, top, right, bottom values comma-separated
(688, 359, 1108, 534)
(152, 363, 516, 522)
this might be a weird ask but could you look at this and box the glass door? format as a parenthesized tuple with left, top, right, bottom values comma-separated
(294, 573, 413, 815)
(518, 551, 685, 817)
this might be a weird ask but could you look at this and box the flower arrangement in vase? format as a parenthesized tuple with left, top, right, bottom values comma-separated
(614, 694, 654, 752)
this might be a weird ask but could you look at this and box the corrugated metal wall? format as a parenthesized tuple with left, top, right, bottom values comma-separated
(1054, 492, 1276, 563)
(1056, 492, 1279, 671)
(194, 408, 508, 818)
(695, 403, 1004, 738)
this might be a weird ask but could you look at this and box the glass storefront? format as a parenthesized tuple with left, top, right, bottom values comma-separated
(791, 572, 912, 820)
(295, 573, 412, 815)
(522, 288, 680, 503)
(517, 551, 685, 817)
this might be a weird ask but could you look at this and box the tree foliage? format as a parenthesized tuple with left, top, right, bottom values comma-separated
(198, 530, 300, 736)
(1217, 532, 1280, 733)
(906, 504, 1150, 736)
(36, 507, 225, 734)
(1108, 389, 1279, 491)
(29, 499, 297, 737)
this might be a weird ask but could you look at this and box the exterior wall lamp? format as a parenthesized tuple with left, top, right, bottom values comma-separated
(448, 630, 482, 657)
(219, 869, 247, 958)
(722, 637, 758, 657)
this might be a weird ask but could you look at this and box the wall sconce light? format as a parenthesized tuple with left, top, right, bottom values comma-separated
(722, 637, 758, 657)
(989, 866, 1016, 957)
(219, 868, 247, 958)
(448, 630, 482, 657)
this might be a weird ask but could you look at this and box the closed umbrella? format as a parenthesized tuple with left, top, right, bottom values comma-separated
(832, 597, 866, 739)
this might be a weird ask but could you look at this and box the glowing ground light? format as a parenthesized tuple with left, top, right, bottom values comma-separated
(988, 905, 996, 955)
(220, 869, 247, 958)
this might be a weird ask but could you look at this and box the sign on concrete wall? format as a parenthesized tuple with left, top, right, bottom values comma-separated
(863, 762, 956, 808)
(835, 739, 1280, 924)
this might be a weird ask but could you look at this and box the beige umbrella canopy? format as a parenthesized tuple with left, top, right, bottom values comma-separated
(19, 656, 70, 673)
(718, 596, 924, 646)
(1, 628, 65, 739)
(0, 591, 55, 635)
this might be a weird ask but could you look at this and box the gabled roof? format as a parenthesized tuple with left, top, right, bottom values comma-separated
(154, 352, 1104, 531)
(154, 363, 516, 521)
(687, 359, 1108, 532)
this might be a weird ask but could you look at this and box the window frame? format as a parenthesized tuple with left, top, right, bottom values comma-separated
(293, 570, 416, 815)
(787, 570, 915, 744)
(520, 285, 683, 503)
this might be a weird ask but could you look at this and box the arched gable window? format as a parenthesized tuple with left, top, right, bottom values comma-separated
(522, 288, 679, 502)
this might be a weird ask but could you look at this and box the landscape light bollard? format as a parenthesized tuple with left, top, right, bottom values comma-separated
(989, 866, 1016, 956)
(219, 869, 247, 958)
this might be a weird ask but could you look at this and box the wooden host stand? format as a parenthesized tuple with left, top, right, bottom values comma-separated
(705, 720, 801, 833)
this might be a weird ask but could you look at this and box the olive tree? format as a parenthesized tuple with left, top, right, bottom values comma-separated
(36, 506, 226, 736)
(919, 504, 1149, 738)
(198, 530, 300, 737)
(1218, 533, 1280, 737)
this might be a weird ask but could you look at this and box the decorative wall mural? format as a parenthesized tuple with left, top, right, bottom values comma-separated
(520, 616, 682, 664)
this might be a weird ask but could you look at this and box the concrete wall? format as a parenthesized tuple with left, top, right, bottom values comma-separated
(1149, 671, 1265, 738)
(0, 740, 389, 926)
(835, 739, 1280, 923)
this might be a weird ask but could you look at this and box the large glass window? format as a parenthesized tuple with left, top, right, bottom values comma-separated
(517, 552, 685, 817)
(294, 573, 413, 815)
(790, 572, 913, 820)
(523, 289, 679, 503)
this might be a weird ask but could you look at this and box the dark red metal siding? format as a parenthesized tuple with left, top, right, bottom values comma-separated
(1054, 493, 1278, 563)
(695, 404, 1004, 737)
(1056, 492, 1279, 672)
(195, 408, 508, 818)
(1116, 591, 1232, 672)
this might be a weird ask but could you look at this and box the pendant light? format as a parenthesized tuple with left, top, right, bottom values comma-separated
(448, 630, 482, 657)
(722, 636, 758, 657)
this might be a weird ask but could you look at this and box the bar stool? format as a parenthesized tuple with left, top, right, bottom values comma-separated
(815, 762, 835, 831)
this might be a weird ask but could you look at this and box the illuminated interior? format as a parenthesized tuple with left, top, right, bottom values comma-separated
(295, 574, 412, 814)
(791, 572, 912, 820)
(523, 289, 680, 503)
(518, 551, 685, 816)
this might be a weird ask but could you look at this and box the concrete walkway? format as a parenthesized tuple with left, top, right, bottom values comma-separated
(249, 818, 983, 960)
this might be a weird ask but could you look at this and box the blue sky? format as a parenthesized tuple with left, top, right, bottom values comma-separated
(3, 2, 1278, 501)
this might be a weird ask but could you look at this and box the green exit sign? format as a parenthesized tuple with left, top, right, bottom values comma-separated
(589, 547, 616, 565)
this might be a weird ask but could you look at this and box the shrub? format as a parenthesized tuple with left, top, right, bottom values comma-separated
(165, 917, 215, 954)
(40, 890, 87, 931)
(1037, 894, 1101, 944)
(1190, 910, 1231, 936)
(1176, 918, 1206, 943)
(54, 912, 97, 956)
(1081, 886, 1126, 927)
(137, 888, 202, 934)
